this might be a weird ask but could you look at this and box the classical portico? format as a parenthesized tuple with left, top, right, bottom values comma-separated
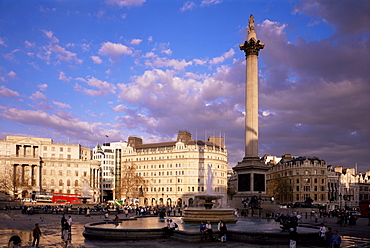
(232, 15, 270, 202)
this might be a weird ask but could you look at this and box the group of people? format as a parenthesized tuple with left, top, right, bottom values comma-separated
(61, 214, 73, 247)
(199, 220, 227, 242)
(318, 223, 342, 248)
(162, 218, 178, 237)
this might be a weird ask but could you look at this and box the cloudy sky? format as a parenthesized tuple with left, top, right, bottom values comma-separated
(0, 0, 369, 172)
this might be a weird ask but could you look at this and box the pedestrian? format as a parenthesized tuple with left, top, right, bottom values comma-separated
(218, 220, 227, 243)
(199, 221, 206, 240)
(205, 221, 213, 240)
(325, 227, 334, 248)
(32, 223, 42, 247)
(331, 230, 342, 248)
(289, 230, 298, 248)
(68, 215, 73, 240)
(86, 207, 90, 217)
(8, 235, 21, 248)
(61, 214, 66, 236)
(62, 219, 70, 247)
(319, 223, 326, 240)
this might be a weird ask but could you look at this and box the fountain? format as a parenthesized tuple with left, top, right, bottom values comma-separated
(181, 165, 237, 224)
(78, 182, 92, 204)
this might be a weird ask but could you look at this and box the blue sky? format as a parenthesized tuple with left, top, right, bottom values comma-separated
(0, 0, 369, 173)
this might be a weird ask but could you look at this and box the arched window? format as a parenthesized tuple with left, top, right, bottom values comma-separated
(51, 179, 55, 186)
(59, 179, 63, 186)
(75, 180, 79, 187)
(67, 179, 71, 186)
(305, 170, 310, 175)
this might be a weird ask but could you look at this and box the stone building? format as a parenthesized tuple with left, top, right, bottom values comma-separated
(103, 131, 229, 207)
(266, 154, 329, 207)
(92, 141, 128, 202)
(0, 136, 100, 202)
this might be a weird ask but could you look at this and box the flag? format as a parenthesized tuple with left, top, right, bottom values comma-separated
(97, 144, 105, 156)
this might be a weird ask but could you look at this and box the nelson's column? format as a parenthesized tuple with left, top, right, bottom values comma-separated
(232, 15, 270, 204)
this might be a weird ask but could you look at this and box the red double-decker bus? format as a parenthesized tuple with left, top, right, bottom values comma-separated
(359, 199, 370, 217)
(52, 193, 82, 204)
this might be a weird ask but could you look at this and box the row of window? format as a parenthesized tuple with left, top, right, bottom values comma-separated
(43, 169, 88, 177)
(43, 146, 72, 152)
(42, 179, 80, 187)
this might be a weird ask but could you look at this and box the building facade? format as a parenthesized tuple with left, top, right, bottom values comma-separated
(0, 136, 100, 202)
(93, 141, 128, 202)
(93, 131, 228, 207)
(266, 155, 329, 207)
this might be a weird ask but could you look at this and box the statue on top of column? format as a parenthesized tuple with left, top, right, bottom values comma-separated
(248, 14, 255, 32)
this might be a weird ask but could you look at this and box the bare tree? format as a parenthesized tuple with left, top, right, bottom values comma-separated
(120, 162, 147, 203)
(266, 176, 291, 204)
(0, 165, 32, 198)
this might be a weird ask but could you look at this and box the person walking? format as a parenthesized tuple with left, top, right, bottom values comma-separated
(62, 219, 70, 247)
(325, 227, 334, 248)
(331, 230, 342, 248)
(32, 223, 41, 247)
(67, 215, 73, 241)
(60, 214, 66, 236)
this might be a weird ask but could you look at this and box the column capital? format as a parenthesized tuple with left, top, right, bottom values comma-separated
(239, 38, 265, 57)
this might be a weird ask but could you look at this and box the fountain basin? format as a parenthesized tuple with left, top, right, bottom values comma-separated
(83, 217, 321, 245)
(181, 209, 237, 224)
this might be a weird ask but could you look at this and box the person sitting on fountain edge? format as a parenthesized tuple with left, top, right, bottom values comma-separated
(204, 221, 214, 240)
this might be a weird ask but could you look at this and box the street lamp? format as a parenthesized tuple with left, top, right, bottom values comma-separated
(339, 193, 342, 210)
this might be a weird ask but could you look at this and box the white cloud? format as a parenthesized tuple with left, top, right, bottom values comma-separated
(130, 39, 142, 45)
(74, 77, 116, 97)
(180, 1, 196, 12)
(106, 0, 146, 7)
(209, 48, 235, 64)
(0, 37, 7, 47)
(201, 0, 222, 6)
(98, 42, 133, 60)
(193, 58, 207, 65)
(0, 107, 113, 142)
(29, 91, 47, 100)
(53, 101, 71, 109)
(147, 57, 192, 71)
(7, 71, 17, 79)
(24, 40, 35, 48)
(38, 84, 48, 91)
(59, 71, 70, 82)
(162, 49, 172, 55)
(112, 104, 127, 112)
(91, 56, 103, 64)
(0, 86, 19, 98)
(42, 30, 59, 43)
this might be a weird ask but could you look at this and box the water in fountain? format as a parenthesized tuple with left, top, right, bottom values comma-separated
(182, 164, 237, 224)
(78, 182, 92, 204)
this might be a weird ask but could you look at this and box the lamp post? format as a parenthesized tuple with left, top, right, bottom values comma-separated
(339, 193, 342, 210)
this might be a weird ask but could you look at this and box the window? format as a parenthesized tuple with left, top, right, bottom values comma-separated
(75, 180, 78, 187)
(59, 171, 63, 176)
(67, 179, 71, 186)
(75, 171, 79, 176)
(51, 179, 55, 186)
(59, 179, 63, 186)
(60, 147, 63, 152)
